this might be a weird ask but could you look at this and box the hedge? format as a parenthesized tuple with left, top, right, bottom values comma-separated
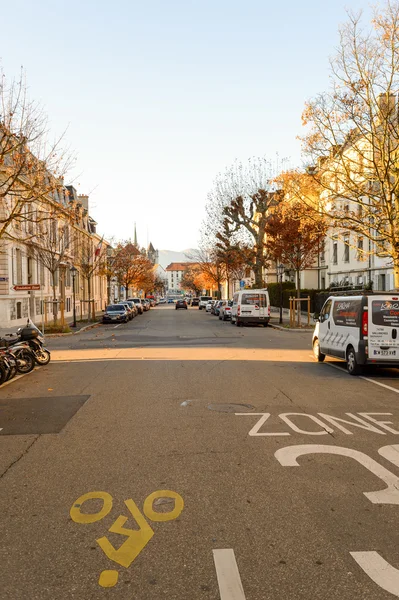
(267, 284, 327, 312)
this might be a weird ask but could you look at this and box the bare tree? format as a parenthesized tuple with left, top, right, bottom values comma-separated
(0, 68, 73, 245)
(26, 213, 73, 324)
(76, 234, 106, 320)
(300, 1, 399, 286)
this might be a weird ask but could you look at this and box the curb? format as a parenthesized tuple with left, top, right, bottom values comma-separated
(45, 322, 102, 338)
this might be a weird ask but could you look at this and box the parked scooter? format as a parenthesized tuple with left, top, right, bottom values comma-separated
(15, 320, 51, 365)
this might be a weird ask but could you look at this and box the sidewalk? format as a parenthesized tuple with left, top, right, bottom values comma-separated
(269, 306, 314, 330)
(0, 312, 103, 338)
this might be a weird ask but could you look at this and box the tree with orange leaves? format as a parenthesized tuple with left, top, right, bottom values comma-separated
(265, 199, 327, 298)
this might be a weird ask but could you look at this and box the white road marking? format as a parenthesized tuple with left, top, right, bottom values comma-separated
(275, 444, 399, 504)
(360, 376, 399, 395)
(113, 324, 122, 329)
(326, 362, 399, 395)
(213, 549, 246, 600)
(350, 551, 399, 597)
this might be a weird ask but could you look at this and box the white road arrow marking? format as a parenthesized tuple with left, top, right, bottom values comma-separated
(351, 551, 399, 597)
(213, 549, 246, 600)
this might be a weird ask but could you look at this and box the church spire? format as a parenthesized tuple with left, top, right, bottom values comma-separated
(134, 223, 138, 247)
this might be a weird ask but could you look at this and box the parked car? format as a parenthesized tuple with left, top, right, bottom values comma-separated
(231, 290, 270, 327)
(313, 292, 399, 375)
(128, 298, 144, 314)
(167, 298, 175, 304)
(158, 298, 167, 304)
(143, 299, 151, 310)
(117, 303, 134, 320)
(214, 300, 227, 316)
(125, 300, 138, 317)
(206, 300, 215, 313)
(175, 299, 188, 310)
(219, 300, 233, 321)
(141, 299, 150, 311)
(199, 296, 213, 310)
(191, 298, 199, 307)
(103, 305, 129, 323)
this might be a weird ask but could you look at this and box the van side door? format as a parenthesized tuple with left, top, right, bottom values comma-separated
(318, 299, 332, 355)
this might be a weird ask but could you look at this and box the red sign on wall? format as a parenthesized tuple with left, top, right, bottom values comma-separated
(13, 284, 41, 291)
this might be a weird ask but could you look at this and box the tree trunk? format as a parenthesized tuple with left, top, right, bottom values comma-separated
(394, 259, 399, 289)
(51, 274, 57, 326)
(254, 249, 264, 288)
(88, 276, 91, 322)
(296, 269, 301, 327)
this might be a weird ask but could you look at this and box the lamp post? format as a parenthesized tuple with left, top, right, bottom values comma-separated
(70, 266, 77, 328)
(278, 263, 285, 325)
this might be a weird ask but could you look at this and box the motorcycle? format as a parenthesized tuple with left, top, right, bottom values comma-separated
(15, 320, 51, 365)
(1, 319, 50, 368)
(0, 341, 35, 375)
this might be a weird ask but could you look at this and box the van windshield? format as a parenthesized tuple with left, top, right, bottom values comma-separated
(201, 296, 212, 301)
(372, 300, 399, 327)
(242, 293, 267, 307)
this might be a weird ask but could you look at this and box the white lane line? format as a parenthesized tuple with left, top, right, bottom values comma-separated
(351, 551, 399, 597)
(213, 549, 246, 600)
(325, 362, 399, 395)
(113, 324, 122, 329)
(360, 376, 399, 395)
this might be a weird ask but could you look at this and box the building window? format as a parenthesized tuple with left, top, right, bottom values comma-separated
(379, 274, 386, 291)
(343, 236, 350, 262)
(320, 240, 325, 262)
(357, 237, 364, 261)
(16, 302, 22, 319)
(332, 241, 338, 265)
(15, 249, 23, 285)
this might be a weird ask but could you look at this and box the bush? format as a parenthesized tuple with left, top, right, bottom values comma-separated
(268, 286, 326, 312)
(266, 282, 295, 307)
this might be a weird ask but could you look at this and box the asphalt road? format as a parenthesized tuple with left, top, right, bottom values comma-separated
(1, 305, 399, 599)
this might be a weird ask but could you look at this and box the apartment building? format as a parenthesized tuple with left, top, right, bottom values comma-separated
(0, 186, 108, 329)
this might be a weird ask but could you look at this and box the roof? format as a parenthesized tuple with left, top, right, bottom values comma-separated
(165, 262, 195, 272)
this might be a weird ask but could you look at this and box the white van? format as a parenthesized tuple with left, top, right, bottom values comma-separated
(231, 289, 270, 326)
(198, 296, 212, 310)
(313, 292, 399, 375)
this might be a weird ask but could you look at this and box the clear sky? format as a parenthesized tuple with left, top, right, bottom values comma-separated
(1, 0, 370, 250)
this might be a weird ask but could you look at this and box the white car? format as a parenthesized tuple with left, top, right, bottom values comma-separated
(205, 301, 214, 312)
(219, 300, 233, 321)
(313, 292, 399, 375)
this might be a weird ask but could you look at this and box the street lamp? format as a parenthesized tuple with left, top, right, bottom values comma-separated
(277, 263, 285, 325)
(70, 265, 77, 328)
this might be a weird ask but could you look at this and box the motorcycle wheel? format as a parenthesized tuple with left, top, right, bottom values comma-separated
(0, 361, 7, 385)
(5, 357, 17, 381)
(35, 349, 51, 365)
(15, 349, 35, 374)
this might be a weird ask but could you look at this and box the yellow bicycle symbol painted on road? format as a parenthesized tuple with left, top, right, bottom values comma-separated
(70, 489, 184, 588)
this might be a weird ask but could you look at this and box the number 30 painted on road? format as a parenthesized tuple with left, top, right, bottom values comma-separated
(274, 444, 399, 597)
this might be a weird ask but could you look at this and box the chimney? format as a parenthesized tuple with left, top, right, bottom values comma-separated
(78, 194, 89, 212)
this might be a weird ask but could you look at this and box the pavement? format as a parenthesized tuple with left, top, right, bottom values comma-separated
(1, 305, 399, 599)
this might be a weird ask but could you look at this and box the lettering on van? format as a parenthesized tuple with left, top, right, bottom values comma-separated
(372, 300, 399, 327)
(333, 299, 361, 327)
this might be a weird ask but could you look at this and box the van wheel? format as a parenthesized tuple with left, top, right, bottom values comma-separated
(313, 339, 325, 362)
(346, 346, 361, 375)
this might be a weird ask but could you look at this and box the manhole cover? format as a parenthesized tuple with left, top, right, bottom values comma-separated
(207, 403, 254, 413)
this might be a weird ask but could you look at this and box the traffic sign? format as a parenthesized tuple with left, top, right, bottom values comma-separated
(240, 280, 245, 288)
(13, 284, 41, 291)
